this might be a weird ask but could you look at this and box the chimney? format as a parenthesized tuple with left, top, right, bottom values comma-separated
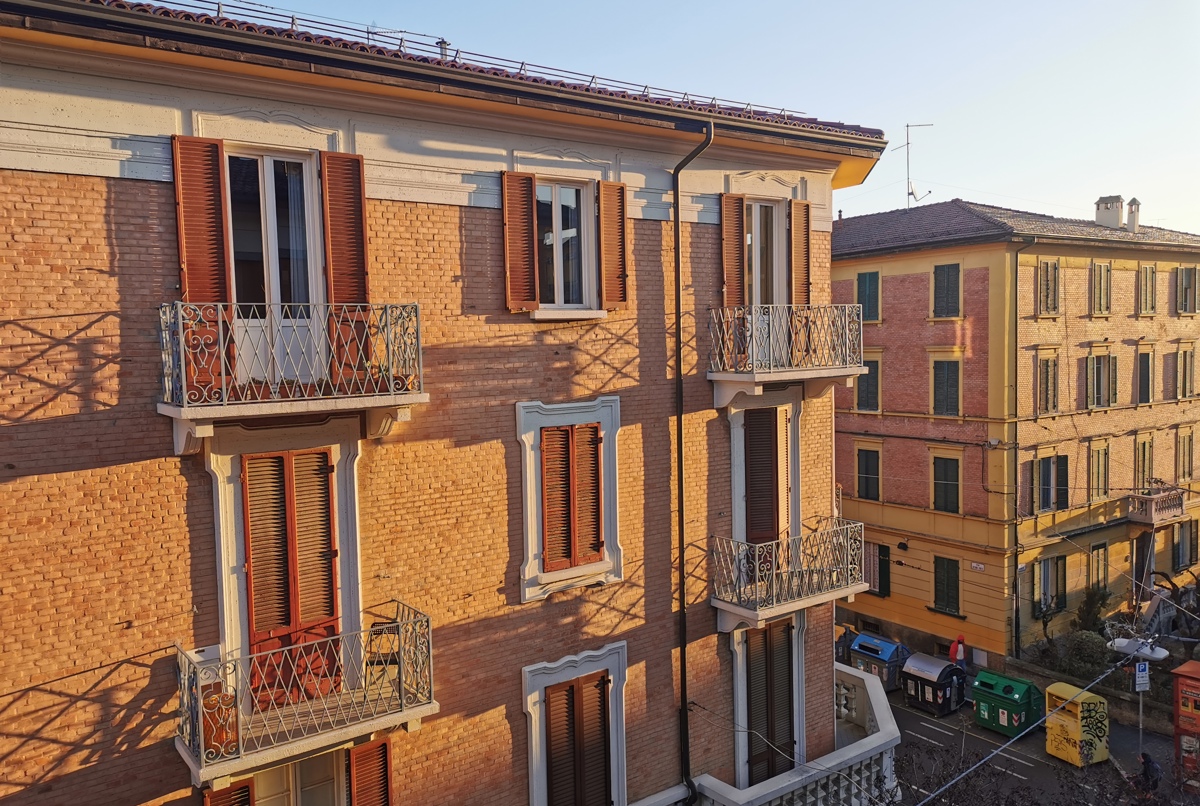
(1095, 195, 1124, 229)
(1127, 198, 1141, 234)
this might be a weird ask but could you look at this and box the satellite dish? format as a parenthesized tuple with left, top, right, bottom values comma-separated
(1106, 637, 1169, 662)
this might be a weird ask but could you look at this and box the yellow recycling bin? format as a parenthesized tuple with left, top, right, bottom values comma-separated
(1045, 682, 1109, 766)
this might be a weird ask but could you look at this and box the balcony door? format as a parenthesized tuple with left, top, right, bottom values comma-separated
(243, 449, 340, 709)
(745, 407, 790, 545)
(745, 201, 788, 309)
(227, 152, 325, 390)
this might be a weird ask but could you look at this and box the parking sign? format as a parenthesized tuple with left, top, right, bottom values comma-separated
(1136, 661, 1151, 692)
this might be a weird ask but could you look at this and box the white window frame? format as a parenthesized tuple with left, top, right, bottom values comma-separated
(729, 613, 807, 790)
(204, 418, 364, 663)
(535, 179, 597, 311)
(1179, 266, 1198, 315)
(744, 198, 788, 307)
(242, 750, 347, 806)
(516, 396, 621, 602)
(522, 642, 628, 806)
(727, 390, 801, 544)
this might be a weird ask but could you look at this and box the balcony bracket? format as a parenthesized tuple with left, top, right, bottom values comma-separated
(364, 406, 413, 440)
(173, 419, 214, 456)
(402, 717, 421, 733)
(711, 379, 766, 409)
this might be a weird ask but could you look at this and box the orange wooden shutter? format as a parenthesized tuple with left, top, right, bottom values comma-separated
(578, 672, 611, 806)
(546, 679, 578, 806)
(204, 779, 254, 806)
(243, 454, 291, 642)
(789, 200, 811, 306)
(721, 194, 746, 307)
(574, 423, 603, 565)
(768, 619, 794, 776)
(321, 151, 370, 304)
(541, 426, 574, 572)
(744, 408, 779, 544)
(503, 171, 539, 311)
(292, 450, 338, 628)
(348, 738, 392, 806)
(172, 135, 231, 303)
(598, 181, 629, 310)
(745, 626, 771, 785)
(746, 622, 794, 786)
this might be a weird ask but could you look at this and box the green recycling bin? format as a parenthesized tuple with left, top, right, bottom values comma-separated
(972, 670, 1043, 738)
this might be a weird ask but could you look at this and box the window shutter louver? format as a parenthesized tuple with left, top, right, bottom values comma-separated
(574, 423, 604, 565)
(1056, 557, 1067, 611)
(578, 673, 611, 806)
(947, 559, 960, 612)
(948, 362, 959, 416)
(769, 620, 794, 775)
(541, 426, 574, 572)
(243, 455, 291, 640)
(878, 545, 891, 597)
(745, 627, 771, 785)
(598, 181, 629, 310)
(348, 738, 392, 806)
(948, 266, 960, 315)
(1056, 455, 1069, 510)
(503, 171, 539, 311)
(1051, 357, 1058, 411)
(292, 451, 338, 628)
(546, 680, 578, 806)
(1110, 355, 1119, 406)
(204, 780, 254, 806)
(780, 409, 791, 536)
(1086, 356, 1096, 409)
(721, 194, 746, 307)
(172, 135, 231, 303)
(789, 200, 811, 306)
(933, 266, 947, 317)
(320, 152, 369, 304)
(744, 408, 779, 544)
(1031, 561, 1042, 618)
(1190, 523, 1198, 567)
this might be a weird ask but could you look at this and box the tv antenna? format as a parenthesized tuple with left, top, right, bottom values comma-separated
(892, 123, 933, 208)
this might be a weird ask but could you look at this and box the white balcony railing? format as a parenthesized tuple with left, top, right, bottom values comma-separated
(712, 520, 865, 614)
(159, 302, 422, 412)
(694, 663, 899, 806)
(708, 304, 863, 375)
(1128, 486, 1187, 525)
(175, 601, 435, 785)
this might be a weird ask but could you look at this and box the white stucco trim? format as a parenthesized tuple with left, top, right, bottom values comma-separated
(516, 396, 622, 602)
(730, 613, 807, 790)
(522, 642, 628, 806)
(203, 417, 364, 660)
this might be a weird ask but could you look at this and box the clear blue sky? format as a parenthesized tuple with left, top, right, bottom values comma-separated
(262, 0, 1199, 231)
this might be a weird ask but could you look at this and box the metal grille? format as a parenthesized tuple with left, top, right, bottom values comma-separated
(159, 302, 422, 408)
(711, 520, 865, 611)
(708, 305, 863, 374)
(176, 601, 432, 767)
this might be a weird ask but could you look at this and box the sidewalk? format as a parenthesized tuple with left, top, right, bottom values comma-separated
(1107, 715, 1174, 778)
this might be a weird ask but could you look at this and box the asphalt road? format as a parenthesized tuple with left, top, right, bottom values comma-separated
(889, 692, 1124, 803)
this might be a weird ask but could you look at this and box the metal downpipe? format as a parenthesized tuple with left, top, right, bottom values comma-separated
(673, 123, 714, 805)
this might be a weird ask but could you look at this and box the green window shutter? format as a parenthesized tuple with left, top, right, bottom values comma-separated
(1056, 557, 1067, 612)
(947, 362, 959, 416)
(1189, 522, 1198, 567)
(933, 266, 947, 317)
(1031, 561, 1042, 619)
(1109, 355, 1118, 406)
(878, 545, 891, 597)
(1056, 455, 1069, 510)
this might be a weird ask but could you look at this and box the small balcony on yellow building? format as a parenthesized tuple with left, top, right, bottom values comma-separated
(710, 518, 869, 632)
(707, 304, 865, 408)
(174, 600, 438, 788)
(1127, 485, 1188, 527)
(158, 302, 428, 453)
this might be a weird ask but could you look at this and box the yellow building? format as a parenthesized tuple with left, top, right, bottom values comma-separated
(831, 197, 1200, 663)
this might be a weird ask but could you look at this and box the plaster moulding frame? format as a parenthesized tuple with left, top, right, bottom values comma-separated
(728, 170, 808, 201)
(193, 108, 343, 152)
(516, 396, 622, 602)
(512, 146, 613, 182)
(727, 388, 803, 545)
(522, 642, 628, 806)
(204, 417, 364, 660)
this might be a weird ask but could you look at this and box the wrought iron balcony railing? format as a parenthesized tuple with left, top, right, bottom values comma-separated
(159, 302, 422, 412)
(712, 519, 865, 614)
(708, 304, 863, 375)
(175, 601, 434, 784)
(1128, 486, 1187, 525)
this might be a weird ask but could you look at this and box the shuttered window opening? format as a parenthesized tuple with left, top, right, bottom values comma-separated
(933, 457, 959, 514)
(857, 271, 880, 321)
(1031, 556, 1067, 618)
(857, 360, 880, 412)
(1037, 356, 1058, 415)
(1038, 260, 1060, 315)
(1140, 265, 1157, 314)
(932, 264, 960, 318)
(1086, 354, 1118, 409)
(857, 449, 880, 501)
(1173, 521, 1199, 572)
(502, 173, 628, 313)
(744, 408, 779, 544)
(243, 449, 338, 646)
(545, 672, 611, 806)
(1138, 352, 1155, 404)
(541, 424, 604, 572)
(746, 620, 794, 786)
(1092, 262, 1112, 315)
(1180, 267, 1198, 314)
(718, 196, 811, 309)
(204, 780, 254, 806)
(933, 556, 960, 615)
(1036, 455, 1069, 512)
(347, 739, 392, 806)
(932, 360, 960, 417)
(172, 137, 371, 307)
